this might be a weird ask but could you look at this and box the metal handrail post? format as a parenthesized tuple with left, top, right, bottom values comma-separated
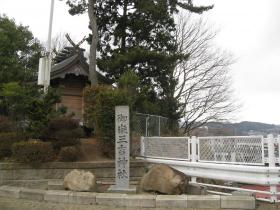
(191, 136, 198, 183)
(268, 134, 277, 202)
(158, 116, 161, 136)
(145, 116, 148, 137)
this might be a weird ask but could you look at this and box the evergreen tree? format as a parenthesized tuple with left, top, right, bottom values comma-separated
(0, 82, 61, 137)
(0, 15, 43, 84)
(65, 0, 213, 119)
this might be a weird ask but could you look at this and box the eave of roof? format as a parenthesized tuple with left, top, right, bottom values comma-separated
(51, 53, 89, 79)
(50, 53, 111, 84)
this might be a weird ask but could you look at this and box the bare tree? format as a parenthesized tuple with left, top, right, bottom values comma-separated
(41, 32, 69, 58)
(51, 32, 69, 56)
(174, 13, 239, 134)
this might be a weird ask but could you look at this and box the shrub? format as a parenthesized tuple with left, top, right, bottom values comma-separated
(100, 142, 115, 158)
(48, 117, 79, 131)
(84, 85, 111, 128)
(0, 116, 15, 132)
(1, 83, 61, 138)
(0, 132, 19, 159)
(12, 140, 54, 163)
(58, 146, 81, 162)
(85, 85, 133, 157)
(52, 128, 82, 150)
(43, 117, 83, 150)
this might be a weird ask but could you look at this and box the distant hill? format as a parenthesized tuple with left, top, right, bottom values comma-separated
(193, 121, 280, 136)
(232, 121, 279, 135)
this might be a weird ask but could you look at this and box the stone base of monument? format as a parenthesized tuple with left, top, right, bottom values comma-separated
(107, 185, 136, 194)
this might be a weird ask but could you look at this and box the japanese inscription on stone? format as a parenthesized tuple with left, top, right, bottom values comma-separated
(115, 106, 130, 189)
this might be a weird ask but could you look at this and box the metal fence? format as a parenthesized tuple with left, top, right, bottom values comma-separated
(130, 113, 178, 157)
(140, 134, 280, 203)
(198, 136, 264, 165)
(132, 113, 177, 137)
(141, 137, 189, 160)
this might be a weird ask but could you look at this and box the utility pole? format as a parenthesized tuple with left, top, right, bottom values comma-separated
(45, 0, 55, 92)
(38, 0, 55, 92)
(47, 0, 55, 54)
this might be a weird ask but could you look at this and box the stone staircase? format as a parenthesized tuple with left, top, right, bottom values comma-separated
(47, 177, 141, 192)
(2, 177, 142, 192)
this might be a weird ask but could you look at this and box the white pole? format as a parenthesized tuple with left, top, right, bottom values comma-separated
(140, 137, 145, 157)
(267, 134, 277, 202)
(145, 116, 148, 137)
(44, 0, 55, 92)
(158, 116, 161, 136)
(191, 136, 197, 183)
(47, 0, 55, 53)
(268, 134, 275, 167)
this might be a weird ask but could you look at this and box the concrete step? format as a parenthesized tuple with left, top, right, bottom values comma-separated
(2, 180, 49, 190)
(47, 180, 64, 190)
(2, 177, 142, 191)
(96, 180, 139, 185)
(47, 178, 140, 191)
(97, 177, 141, 183)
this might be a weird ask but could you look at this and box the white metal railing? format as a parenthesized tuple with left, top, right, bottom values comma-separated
(263, 136, 280, 164)
(139, 134, 280, 203)
(141, 137, 190, 160)
(198, 136, 264, 165)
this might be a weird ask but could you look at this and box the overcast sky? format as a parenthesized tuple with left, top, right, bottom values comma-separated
(1, 0, 280, 124)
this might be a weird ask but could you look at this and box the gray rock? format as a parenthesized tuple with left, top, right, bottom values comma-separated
(63, 169, 96, 192)
(138, 164, 188, 195)
(186, 185, 207, 195)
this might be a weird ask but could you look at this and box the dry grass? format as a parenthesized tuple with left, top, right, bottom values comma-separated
(78, 138, 112, 161)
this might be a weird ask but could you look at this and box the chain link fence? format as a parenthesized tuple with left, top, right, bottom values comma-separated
(198, 136, 264, 165)
(132, 113, 178, 137)
(130, 113, 179, 157)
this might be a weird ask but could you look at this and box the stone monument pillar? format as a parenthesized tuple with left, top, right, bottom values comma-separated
(108, 106, 136, 193)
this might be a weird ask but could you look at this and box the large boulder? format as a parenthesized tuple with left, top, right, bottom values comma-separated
(63, 169, 96, 192)
(138, 164, 189, 194)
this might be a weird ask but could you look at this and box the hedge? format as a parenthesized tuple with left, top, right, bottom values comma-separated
(12, 140, 54, 163)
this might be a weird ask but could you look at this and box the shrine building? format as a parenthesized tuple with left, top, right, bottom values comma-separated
(50, 47, 109, 122)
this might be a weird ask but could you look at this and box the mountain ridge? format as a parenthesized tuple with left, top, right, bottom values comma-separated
(194, 121, 280, 136)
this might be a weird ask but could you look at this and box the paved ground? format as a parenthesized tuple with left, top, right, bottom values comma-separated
(242, 185, 280, 200)
(0, 197, 223, 210)
(1, 197, 279, 210)
(257, 202, 280, 210)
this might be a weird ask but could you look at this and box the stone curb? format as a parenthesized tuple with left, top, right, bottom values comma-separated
(0, 186, 256, 209)
(20, 188, 45, 201)
(221, 195, 256, 209)
(0, 185, 21, 198)
(156, 194, 187, 208)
